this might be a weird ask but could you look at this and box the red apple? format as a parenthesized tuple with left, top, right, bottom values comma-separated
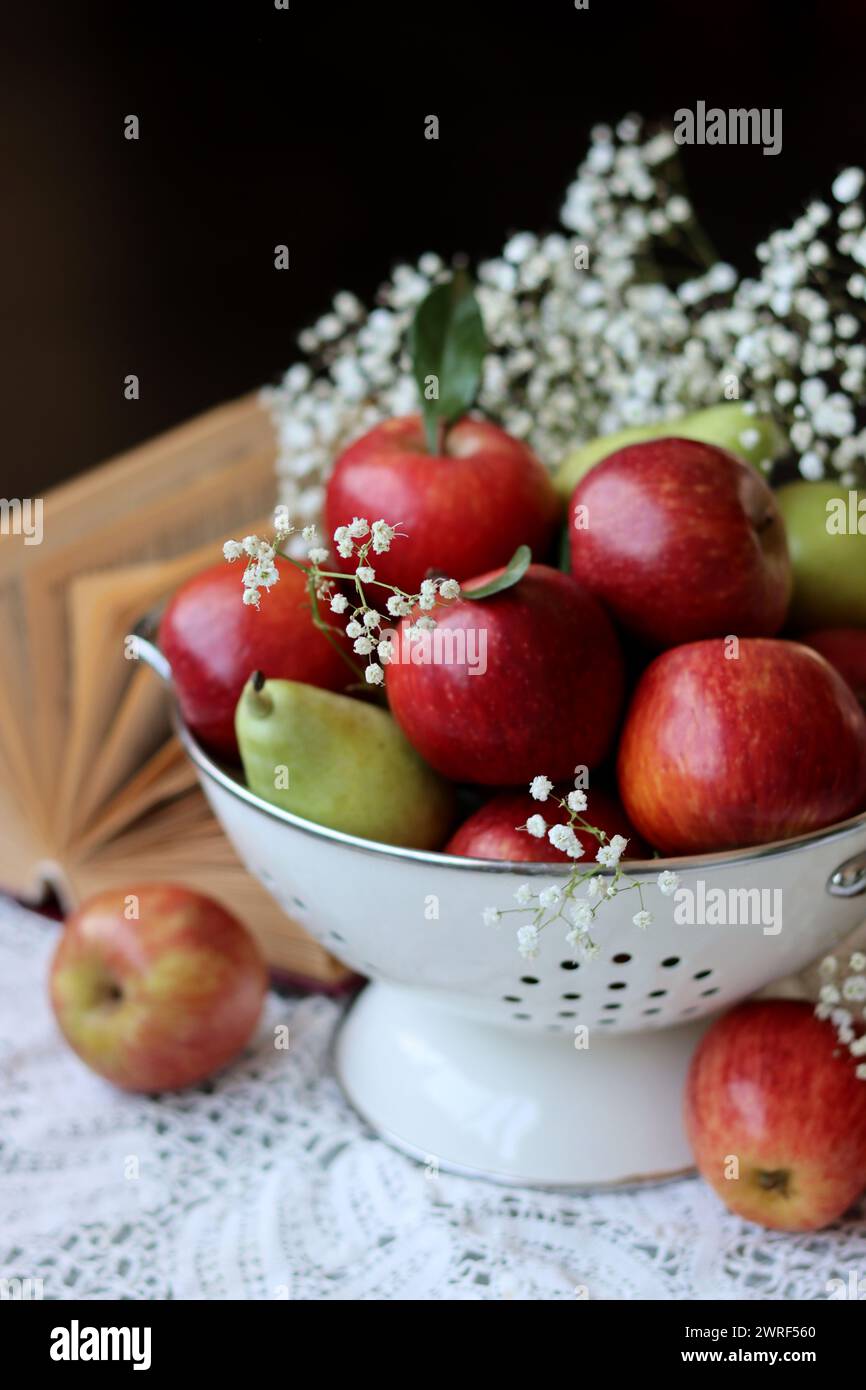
(385, 563, 624, 784)
(799, 628, 866, 709)
(569, 437, 792, 648)
(159, 558, 348, 759)
(617, 638, 866, 854)
(325, 414, 561, 593)
(50, 884, 268, 1091)
(445, 785, 652, 861)
(685, 1000, 866, 1231)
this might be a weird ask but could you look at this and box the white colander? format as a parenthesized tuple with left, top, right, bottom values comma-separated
(138, 631, 866, 1189)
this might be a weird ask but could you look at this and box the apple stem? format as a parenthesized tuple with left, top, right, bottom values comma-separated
(435, 418, 447, 455)
(756, 1168, 790, 1196)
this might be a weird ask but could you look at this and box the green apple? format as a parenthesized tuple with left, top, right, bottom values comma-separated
(775, 481, 866, 629)
(235, 674, 454, 848)
(554, 402, 786, 499)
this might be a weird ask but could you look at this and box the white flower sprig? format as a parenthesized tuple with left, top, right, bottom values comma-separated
(483, 778, 680, 961)
(816, 952, 866, 1079)
(224, 509, 460, 687)
(264, 116, 866, 532)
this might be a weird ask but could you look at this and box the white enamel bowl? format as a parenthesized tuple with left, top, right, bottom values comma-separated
(138, 632, 866, 1189)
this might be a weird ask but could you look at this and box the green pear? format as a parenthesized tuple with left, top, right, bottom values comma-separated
(554, 402, 787, 500)
(235, 675, 454, 848)
(775, 480, 866, 629)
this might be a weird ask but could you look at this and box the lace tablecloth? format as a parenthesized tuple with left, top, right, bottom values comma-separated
(2, 898, 865, 1301)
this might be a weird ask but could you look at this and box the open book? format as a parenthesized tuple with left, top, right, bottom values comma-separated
(0, 394, 351, 989)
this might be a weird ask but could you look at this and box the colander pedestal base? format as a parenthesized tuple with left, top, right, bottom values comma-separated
(335, 981, 709, 1189)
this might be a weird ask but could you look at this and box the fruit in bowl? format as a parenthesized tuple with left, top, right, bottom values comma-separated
(326, 414, 561, 593)
(800, 628, 866, 708)
(50, 884, 267, 1092)
(385, 563, 625, 785)
(685, 1001, 866, 1232)
(235, 673, 454, 848)
(445, 784, 652, 861)
(568, 437, 792, 648)
(554, 401, 785, 498)
(159, 558, 349, 759)
(776, 481, 866, 629)
(618, 638, 866, 855)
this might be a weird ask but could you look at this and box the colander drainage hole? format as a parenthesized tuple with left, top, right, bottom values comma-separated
(558, 1010, 577, 1018)
(561, 992, 581, 1000)
(648, 989, 667, 998)
(608, 981, 627, 990)
(643, 1007, 661, 1015)
(603, 1002, 621, 1010)
(693, 969, 713, 980)
(520, 975, 540, 985)
(513, 1013, 531, 1021)
(560, 960, 579, 971)
(700, 987, 720, 997)
(597, 1018, 616, 1025)
(681, 1006, 698, 1015)
(503, 995, 522, 1003)
(661, 956, 681, 968)
(612, 952, 631, 964)
(330, 932, 346, 943)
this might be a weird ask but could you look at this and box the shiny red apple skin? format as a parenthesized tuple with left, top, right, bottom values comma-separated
(325, 414, 561, 593)
(569, 438, 792, 649)
(50, 884, 268, 1092)
(800, 629, 866, 709)
(159, 558, 348, 759)
(685, 1001, 866, 1232)
(617, 638, 866, 854)
(445, 785, 652, 861)
(386, 564, 624, 785)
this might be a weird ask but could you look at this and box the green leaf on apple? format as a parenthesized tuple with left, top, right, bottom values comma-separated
(409, 272, 487, 453)
(462, 544, 531, 600)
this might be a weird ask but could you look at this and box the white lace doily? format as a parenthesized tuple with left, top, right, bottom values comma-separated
(2, 897, 865, 1301)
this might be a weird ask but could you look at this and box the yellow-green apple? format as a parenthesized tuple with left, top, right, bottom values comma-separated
(555, 401, 785, 499)
(800, 629, 866, 709)
(385, 563, 624, 784)
(569, 438, 791, 648)
(50, 884, 268, 1091)
(159, 558, 349, 761)
(325, 415, 561, 593)
(685, 1001, 866, 1231)
(617, 638, 866, 854)
(776, 481, 866, 628)
(445, 785, 651, 861)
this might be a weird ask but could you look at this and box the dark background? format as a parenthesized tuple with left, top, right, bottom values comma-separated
(2, 0, 865, 496)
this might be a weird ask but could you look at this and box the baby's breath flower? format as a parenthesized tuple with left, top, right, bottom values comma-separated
(348, 517, 369, 538)
(330, 593, 348, 614)
(514, 883, 534, 906)
(517, 924, 540, 959)
(483, 907, 502, 927)
(851, 953, 866, 973)
(529, 776, 553, 801)
(567, 900, 593, 929)
(364, 662, 384, 686)
(345, 620, 363, 639)
(334, 527, 354, 559)
(538, 885, 562, 909)
(438, 578, 461, 600)
(548, 823, 583, 858)
(525, 814, 547, 838)
(223, 539, 244, 561)
(657, 870, 680, 896)
(356, 565, 375, 584)
(567, 789, 588, 812)
(308, 547, 329, 565)
(301, 524, 317, 542)
(633, 909, 653, 930)
(370, 519, 396, 553)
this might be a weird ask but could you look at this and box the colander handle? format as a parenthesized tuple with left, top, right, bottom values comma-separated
(827, 850, 866, 898)
(130, 610, 173, 686)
